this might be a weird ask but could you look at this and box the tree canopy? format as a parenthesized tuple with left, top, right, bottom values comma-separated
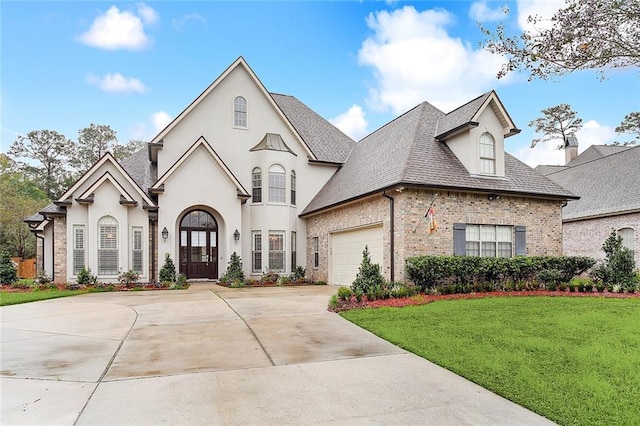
(481, 0, 640, 80)
(529, 104, 583, 148)
(614, 112, 640, 145)
(72, 123, 118, 172)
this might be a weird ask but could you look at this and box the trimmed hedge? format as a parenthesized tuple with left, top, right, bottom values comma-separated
(405, 255, 595, 292)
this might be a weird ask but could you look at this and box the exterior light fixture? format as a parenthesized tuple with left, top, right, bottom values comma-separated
(488, 194, 500, 201)
(161, 227, 169, 241)
(233, 229, 240, 242)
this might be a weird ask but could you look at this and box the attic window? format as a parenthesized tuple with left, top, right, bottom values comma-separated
(479, 132, 496, 175)
(234, 96, 247, 128)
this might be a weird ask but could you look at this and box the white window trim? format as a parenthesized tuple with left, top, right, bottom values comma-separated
(268, 231, 285, 273)
(233, 96, 248, 129)
(131, 226, 144, 274)
(465, 224, 513, 258)
(98, 216, 118, 276)
(479, 132, 496, 175)
(252, 167, 262, 203)
(252, 231, 262, 273)
(73, 225, 85, 275)
(312, 237, 319, 269)
(268, 164, 286, 204)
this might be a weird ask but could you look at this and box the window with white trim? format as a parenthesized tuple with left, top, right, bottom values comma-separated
(465, 224, 513, 257)
(73, 225, 85, 275)
(291, 231, 297, 269)
(268, 231, 285, 272)
(479, 132, 496, 175)
(619, 227, 635, 260)
(132, 226, 143, 273)
(252, 231, 262, 273)
(290, 170, 296, 206)
(98, 216, 118, 275)
(268, 164, 286, 203)
(234, 96, 247, 127)
(312, 237, 319, 268)
(252, 167, 262, 203)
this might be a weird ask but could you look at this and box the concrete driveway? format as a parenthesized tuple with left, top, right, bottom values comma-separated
(1, 283, 553, 425)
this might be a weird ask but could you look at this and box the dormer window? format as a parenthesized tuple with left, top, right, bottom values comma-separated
(479, 132, 495, 175)
(234, 96, 247, 128)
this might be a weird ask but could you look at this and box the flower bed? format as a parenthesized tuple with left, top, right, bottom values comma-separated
(1, 282, 189, 293)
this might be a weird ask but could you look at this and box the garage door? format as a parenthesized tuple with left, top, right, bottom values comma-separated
(330, 225, 384, 286)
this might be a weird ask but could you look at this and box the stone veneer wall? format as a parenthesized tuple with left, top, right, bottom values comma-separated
(305, 188, 564, 283)
(563, 212, 639, 266)
(53, 216, 67, 283)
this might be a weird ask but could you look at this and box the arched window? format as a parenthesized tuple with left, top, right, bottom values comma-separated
(252, 167, 262, 203)
(98, 216, 118, 275)
(234, 96, 247, 127)
(619, 227, 635, 260)
(479, 132, 495, 175)
(290, 170, 296, 206)
(268, 164, 286, 203)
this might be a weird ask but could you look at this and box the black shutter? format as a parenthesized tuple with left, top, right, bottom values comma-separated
(453, 223, 466, 255)
(515, 225, 526, 256)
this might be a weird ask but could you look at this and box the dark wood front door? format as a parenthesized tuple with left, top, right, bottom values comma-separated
(179, 210, 218, 279)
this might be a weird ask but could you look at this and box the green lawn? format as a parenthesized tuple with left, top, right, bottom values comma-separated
(341, 297, 640, 426)
(0, 289, 89, 306)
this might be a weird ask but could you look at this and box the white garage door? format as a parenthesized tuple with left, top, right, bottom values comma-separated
(330, 225, 384, 286)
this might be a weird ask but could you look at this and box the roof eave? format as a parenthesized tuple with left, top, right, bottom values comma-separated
(435, 122, 479, 141)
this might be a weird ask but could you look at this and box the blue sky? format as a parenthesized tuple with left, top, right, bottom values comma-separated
(2, 1, 638, 167)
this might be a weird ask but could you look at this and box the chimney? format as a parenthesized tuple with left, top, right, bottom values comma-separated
(564, 133, 578, 165)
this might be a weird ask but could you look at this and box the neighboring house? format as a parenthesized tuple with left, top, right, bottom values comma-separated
(537, 144, 639, 266)
(26, 57, 575, 285)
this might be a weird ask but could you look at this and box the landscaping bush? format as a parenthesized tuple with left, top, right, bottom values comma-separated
(0, 250, 17, 285)
(351, 246, 385, 296)
(290, 265, 306, 281)
(336, 286, 353, 301)
(159, 253, 177, 283)
(222, 252, 244, 283)
(590, 230, 638, 292)
(77, 268, 97, 285)
(118, 270, 139, 286)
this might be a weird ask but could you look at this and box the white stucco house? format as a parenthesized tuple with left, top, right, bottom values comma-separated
(27, 57, 575, 285)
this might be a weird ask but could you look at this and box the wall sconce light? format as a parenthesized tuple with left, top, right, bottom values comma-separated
(488, 194, 500, 201)
(233, 229, 240, 242)
(161, 227, 169, 241)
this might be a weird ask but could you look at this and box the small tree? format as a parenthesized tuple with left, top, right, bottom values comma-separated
(591, 230, 638, 292)
(615, 112, 640, 145)
(0, 250, 18, 285)
(529, 104, 582, 148)
(351, 245, 384, 296)
(222, 252, 244, 283)
(159, 253, 176, 283)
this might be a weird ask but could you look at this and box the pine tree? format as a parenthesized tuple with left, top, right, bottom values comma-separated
(0, 250, 18, 284)
(159, 253, 176, 283)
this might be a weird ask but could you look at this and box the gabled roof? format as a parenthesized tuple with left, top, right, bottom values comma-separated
(301, 95, 574, 216)
(57, 152, 155, 207)
(152, 136, 250, 198)
(435, 91, 520, 140)
(149, 57, 320, 161)
(566, 144, 634, 167)
(543, 145, 640, 220)
(270, 93, 355, 163)
(77, 171, 138, 206)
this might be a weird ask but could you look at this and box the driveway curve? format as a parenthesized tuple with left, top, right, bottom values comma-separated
(1, 283, 553, 425)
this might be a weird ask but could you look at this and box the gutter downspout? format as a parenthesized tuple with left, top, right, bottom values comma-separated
(382, 191, 394, 282)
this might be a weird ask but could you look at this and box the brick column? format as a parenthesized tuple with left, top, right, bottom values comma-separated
(53, 216, 67, 283)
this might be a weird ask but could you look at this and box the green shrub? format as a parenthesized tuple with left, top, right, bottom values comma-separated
(351, 246, 385, 295)
(261, 270, 279, 283)
(590, 231, 638, 292)
(328, 294, 339, 310)
(222, 252, 244, 283)
(0, 251, 17, 285)
(336, 286, 353, 301)
(159, 253, 177, 283)
(230, 279, 245, 288)
(537, 268, 562, 290)
(290, 266, 306, 281)
(177, 273, 187, 285)
(77, 268, 97, 285)
(118, 270, 139, 286)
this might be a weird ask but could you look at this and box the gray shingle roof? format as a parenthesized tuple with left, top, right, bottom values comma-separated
(120, 147, 157, 191)
(543, 145, 640, 220)
(271, 93, 355, 163)
(535, 165, 568, 176)
(302, 98, 575, 216)
(566, 144, 633, 167)
(435, 92, 491, 137)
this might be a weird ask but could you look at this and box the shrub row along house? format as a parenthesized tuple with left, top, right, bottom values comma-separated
(537, 144, 639, 267)
(25, 57, 575, 285)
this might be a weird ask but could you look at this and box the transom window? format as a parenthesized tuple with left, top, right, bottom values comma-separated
(268, 231, 285, 272)
(98, 216, 118, 275)
(252, 167, 262, 203)
(465, 224, 512, 257)
(234, 96, 247, 127)
(479, 132, 496, 175)
(268, 164, 286, 203)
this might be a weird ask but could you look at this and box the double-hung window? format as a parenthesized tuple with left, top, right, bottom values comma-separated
(252, 167, 262, 203)
(268, 231, 285, 272)
(132, 227, 143, 273)
(268, 165, 286, 203)
(98, 216, 118, 275)
(291, 231, 297, 269)
(73, 225, 85, 275)
(465, 224, 513, 257)
(252, 231, 262, 273)
(312, 237, 319, 268)
(479, 133, 496, 175)
(290, 170, 296, 206)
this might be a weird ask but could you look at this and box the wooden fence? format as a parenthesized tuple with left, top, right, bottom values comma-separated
(11, 257, 36, 279)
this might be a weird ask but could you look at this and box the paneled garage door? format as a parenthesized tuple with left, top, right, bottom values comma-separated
(329, 225, 384, 286)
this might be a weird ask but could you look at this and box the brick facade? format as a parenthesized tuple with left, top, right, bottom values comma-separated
(53, 216, 67, 283)
(563, 212, 639, 266)
(306, 187, 564, 283)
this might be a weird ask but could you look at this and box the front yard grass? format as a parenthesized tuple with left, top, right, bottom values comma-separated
(0, 289, 90, 306)
(341, 297, 640, 426)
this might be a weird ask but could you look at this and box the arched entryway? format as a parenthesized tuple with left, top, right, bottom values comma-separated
(179, 210, 218, 279)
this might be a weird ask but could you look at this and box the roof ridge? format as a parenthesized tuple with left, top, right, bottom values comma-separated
(444, 91, 490, 115)
(360, 101, 439, 142)
(547, 144, 639, 176)
(400, 103, 432, 182)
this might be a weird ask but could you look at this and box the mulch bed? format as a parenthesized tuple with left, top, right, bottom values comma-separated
(0, 283, 185, 293)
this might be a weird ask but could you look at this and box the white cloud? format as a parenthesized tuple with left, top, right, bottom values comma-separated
(512, 120, 616, 167)
(330, 105, 369, 141)
(469, 0, 505, 22)
(172, 13, 206, 31)
(358, 6, 507, 115)
(515, 0, 565, 33)
(152, 111, 172, 133)
(77, 4, 157, 50)
(87, 73, 148, 94)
